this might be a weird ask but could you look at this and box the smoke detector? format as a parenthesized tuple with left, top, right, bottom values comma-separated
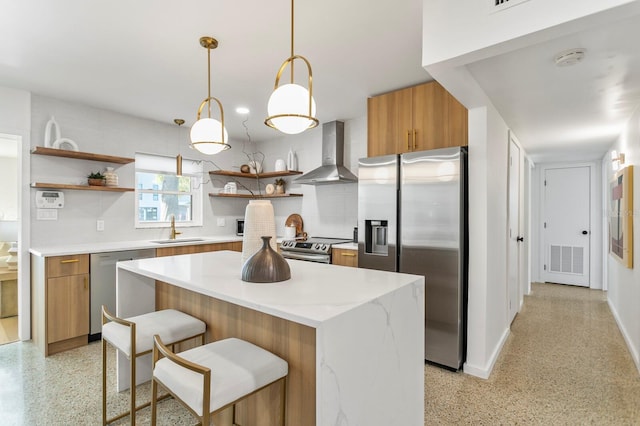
(554, 48, 586, 67)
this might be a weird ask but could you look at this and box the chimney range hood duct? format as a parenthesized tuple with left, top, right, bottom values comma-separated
(294, 121, 358, 185)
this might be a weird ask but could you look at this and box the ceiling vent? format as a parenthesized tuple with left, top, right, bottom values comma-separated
(554, 48, 586, 67)
(491, 0, 530, 12)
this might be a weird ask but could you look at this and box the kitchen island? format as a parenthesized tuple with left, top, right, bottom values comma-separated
(116, 250, 424, 425)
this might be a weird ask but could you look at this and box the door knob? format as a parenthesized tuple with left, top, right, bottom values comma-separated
(582, 230, 588, 235)
(516, 236, 524, 242)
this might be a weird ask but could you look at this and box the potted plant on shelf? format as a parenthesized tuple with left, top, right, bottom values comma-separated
(87, 171, 106, 186)
(274, 178, 286, 195)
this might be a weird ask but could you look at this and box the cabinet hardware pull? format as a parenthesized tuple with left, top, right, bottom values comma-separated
(341, 253, 356, 257)
(406, 130, 411, 150)
(84, 276, 88, 290)
(60, 259, 79, 264)
(412, 129, 417, 150)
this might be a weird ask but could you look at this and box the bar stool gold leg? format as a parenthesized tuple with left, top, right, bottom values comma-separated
(102, 337, 107, 425)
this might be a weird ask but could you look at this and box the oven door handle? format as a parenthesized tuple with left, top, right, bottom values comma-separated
(281, 251, 330, 263)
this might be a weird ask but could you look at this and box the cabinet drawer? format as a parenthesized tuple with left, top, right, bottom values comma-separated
(47, 254, 89, 278)
(332, 249, 358, 267)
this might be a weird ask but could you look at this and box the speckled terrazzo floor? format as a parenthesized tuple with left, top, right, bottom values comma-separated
(424, 282, 640, 425)
(1, 282, 639, 425)
(0, 341, 195, 425)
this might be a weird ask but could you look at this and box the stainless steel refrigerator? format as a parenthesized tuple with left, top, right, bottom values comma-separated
(358, 147, 468, 370)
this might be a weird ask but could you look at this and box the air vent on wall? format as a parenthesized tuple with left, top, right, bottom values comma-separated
(492, 0, 530, 12)
(549, 245, 584, 275)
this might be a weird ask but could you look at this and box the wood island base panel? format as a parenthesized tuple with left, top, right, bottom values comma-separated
(115, 250, 424, 426)
(156, 281, 316, 425)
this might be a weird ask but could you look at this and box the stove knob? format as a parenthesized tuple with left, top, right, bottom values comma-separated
(322, 244, 328, 250)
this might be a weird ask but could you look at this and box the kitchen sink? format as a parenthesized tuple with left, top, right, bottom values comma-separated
(150, 238, 207, 244)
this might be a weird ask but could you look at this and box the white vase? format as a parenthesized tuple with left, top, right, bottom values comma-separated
(241, 200, 277, 267)
(104, 167, 119, 187)
(287, 148, 297, 171)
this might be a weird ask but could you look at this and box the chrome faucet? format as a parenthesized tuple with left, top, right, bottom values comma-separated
(170, 215, 182, 240)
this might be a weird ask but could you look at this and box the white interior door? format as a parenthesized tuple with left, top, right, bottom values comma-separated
(543, 166, 590, 286)
(507, 136, 521, 323)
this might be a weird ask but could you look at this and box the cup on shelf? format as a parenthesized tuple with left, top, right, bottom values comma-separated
(224, 182, 237, 194)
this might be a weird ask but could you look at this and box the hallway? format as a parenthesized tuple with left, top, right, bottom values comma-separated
(424, 282, 640, 424)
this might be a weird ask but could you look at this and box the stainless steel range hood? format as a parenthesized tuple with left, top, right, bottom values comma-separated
(294, 121, 358, 185)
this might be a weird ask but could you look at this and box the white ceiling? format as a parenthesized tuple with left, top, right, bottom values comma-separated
(467, 12, 640, 163)
(0, 0, 428, 143)
(1, 1, 638, 163)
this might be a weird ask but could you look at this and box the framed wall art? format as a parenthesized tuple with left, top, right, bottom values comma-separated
(609, 165, 634, 268)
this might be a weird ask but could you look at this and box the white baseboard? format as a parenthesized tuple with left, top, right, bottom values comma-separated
(463, 327, 510, 379)
(607, 298, 640, 375)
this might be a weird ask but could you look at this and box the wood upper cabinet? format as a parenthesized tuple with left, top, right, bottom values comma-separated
(367, 81, 467, 157)
(367, 86, 412, 156)
(45, 254, 90, 354)
(332, 248, 358, 268)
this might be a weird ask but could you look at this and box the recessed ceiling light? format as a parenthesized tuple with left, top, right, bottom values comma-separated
(554, 48, 586, 67)
(236, 107, 250, 114)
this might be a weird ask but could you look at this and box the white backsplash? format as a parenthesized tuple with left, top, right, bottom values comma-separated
(255, 117, 366, 239)
(30, 95, 366, 247)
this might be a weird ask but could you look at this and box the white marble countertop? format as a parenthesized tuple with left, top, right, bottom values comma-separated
(29, 235, 244, 257)
(117, 250, 423, 328)
(332, 242, 357, 250)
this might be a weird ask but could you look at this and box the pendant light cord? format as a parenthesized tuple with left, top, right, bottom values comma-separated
(290, 0, 294, 84)
(207, 45, 212, 118)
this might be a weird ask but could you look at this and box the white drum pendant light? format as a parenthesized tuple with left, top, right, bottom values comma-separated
(190, 36, 231, 154)
(265, 0, 318, 135)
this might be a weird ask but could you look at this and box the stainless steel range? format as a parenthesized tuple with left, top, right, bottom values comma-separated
(280, 237, 353, 264)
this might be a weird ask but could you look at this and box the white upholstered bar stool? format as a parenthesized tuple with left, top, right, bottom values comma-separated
(151, 335, 288, 426)
(101, 305, 206, 425)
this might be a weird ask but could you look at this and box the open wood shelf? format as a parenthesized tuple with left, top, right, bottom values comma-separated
(31, 182, 134, 192)
(208, 192, 303, 199)
(31, 146, 134, 164)
(209, 170, 303, 179)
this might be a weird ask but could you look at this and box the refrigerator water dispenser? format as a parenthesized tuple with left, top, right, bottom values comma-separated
(365, 220, 388, 255)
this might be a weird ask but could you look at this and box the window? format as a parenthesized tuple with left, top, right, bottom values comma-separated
(135, 153, 203, 228)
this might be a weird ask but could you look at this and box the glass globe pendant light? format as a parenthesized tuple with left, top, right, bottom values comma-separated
(190, 36, 231, 154)
(264, 0, 319, 135)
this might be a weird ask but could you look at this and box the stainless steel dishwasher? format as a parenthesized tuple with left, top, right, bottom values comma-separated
(89, 249, 155, 341)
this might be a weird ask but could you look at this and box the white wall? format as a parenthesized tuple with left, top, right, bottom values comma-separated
(0, 86, 31, 340)
(29, 95, 363, 245)
(29, 95, 244, 245)
(463, 103, 511, 379)
(605, 106, 640, 374)
(256, 117, 366, 239)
